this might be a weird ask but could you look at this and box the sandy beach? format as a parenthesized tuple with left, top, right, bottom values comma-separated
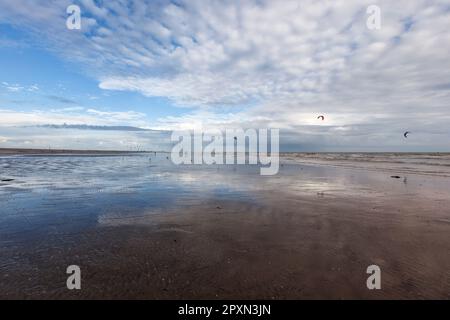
(0, 152, 449, 299)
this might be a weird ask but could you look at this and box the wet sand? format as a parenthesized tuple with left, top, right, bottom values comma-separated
(0, 153, 449, 299)
(0, 148, 147, 156)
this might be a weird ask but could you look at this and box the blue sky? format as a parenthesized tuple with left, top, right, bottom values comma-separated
(0, 23, 186, 125)
(0, 0, 449, 151)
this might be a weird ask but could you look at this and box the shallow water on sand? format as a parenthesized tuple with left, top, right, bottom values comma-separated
(1, 153, 449, 223)
(285, 152, 450, 177)
(0, 153, 449, 299)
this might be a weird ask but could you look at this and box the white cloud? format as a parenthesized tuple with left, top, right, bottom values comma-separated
(0, 108, 149, 128)
(49, 106, 85, 113)
(86, 108, 146, 121)
(28, 84, 39, 92)
(0, 126, 172, 151)
(1, 82, 40, 93)
(5, 84, 24, 92)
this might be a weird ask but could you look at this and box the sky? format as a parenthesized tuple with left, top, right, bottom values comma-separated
(0, 0, 449, 151)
